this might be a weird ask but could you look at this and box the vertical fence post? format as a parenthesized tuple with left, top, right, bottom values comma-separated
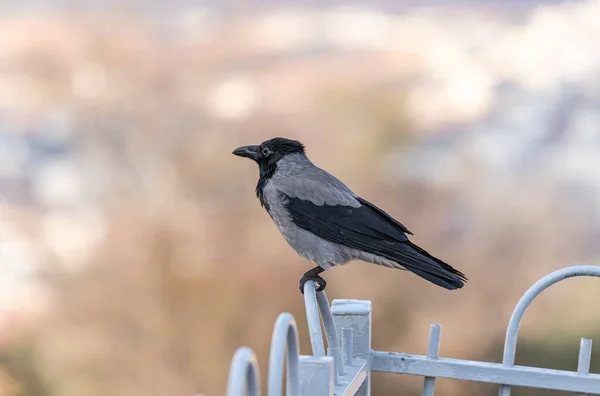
(342, 327, 354, 366)
(299, 356, 335, 396)
(576, 338, 593, 396)
(331, 299, 372, 396)
(422, 324, 441, 396)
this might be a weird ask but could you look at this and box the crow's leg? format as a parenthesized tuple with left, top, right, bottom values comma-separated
(299, 266, 327, 294)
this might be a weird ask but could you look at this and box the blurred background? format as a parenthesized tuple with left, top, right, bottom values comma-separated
(1, 0, 600, 395)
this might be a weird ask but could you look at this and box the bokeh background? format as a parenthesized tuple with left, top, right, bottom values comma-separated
(1, 0, 600, 395)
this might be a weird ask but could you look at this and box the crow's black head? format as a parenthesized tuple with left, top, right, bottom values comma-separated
(233, 137, 306, 209)
(232, 137, 305, 166)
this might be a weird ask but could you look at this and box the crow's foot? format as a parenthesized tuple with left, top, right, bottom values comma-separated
(299, 266, 326, 294)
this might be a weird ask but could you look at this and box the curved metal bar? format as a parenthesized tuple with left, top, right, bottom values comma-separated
(227, 347, 261, 396)
(317, 291, 341, 351)
(304, 280, 326, 356)
(499, 265, 600, 396)
(502, 265, 600, 365)
(268, 313, 300, 396)
(317, 291, 343, 374)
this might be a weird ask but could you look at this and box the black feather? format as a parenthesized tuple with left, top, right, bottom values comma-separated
(260, 137, 305, 156)
(284, 194, 467, 289)
(256, 163, 276, 212)
(356, 197, 414, 235)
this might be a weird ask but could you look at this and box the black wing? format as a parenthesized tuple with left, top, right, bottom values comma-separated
(284, 194, 466, 290)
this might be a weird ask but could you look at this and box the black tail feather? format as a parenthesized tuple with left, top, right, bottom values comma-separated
(388, 241, 467, 290)
(405, 266, 465, 290)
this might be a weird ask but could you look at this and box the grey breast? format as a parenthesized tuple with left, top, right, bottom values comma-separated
(261, 154, 361, 269)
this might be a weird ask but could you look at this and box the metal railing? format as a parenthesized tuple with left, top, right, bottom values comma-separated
(226, 265, 600, 395)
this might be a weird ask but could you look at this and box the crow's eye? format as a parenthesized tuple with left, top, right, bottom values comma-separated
(261, 147, 271, 157)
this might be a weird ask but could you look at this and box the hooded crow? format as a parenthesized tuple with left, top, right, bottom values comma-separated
(233, 137, 467, 293)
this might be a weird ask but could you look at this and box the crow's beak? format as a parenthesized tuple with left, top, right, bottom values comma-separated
(232, 145, 261, 161)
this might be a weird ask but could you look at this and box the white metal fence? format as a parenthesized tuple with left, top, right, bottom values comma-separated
(226, 265, 600, 395)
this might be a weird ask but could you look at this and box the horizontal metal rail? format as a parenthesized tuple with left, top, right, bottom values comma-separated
(372, 351, 600, 394)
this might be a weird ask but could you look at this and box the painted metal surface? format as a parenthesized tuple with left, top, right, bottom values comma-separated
(336, 359, 369, 396)
(226, 265, 600, 396)
(227, 347, 260, 396)
(499, 265, 600, 396)
(422, 324, 441, 396)
(576, 338, 593, 396)
(303, 281, 326, 357)
(268, 313, 300, 396)
(299, 356, 334, 395)
(331, 298, 372, 396)
(371, 351, 600, 394)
